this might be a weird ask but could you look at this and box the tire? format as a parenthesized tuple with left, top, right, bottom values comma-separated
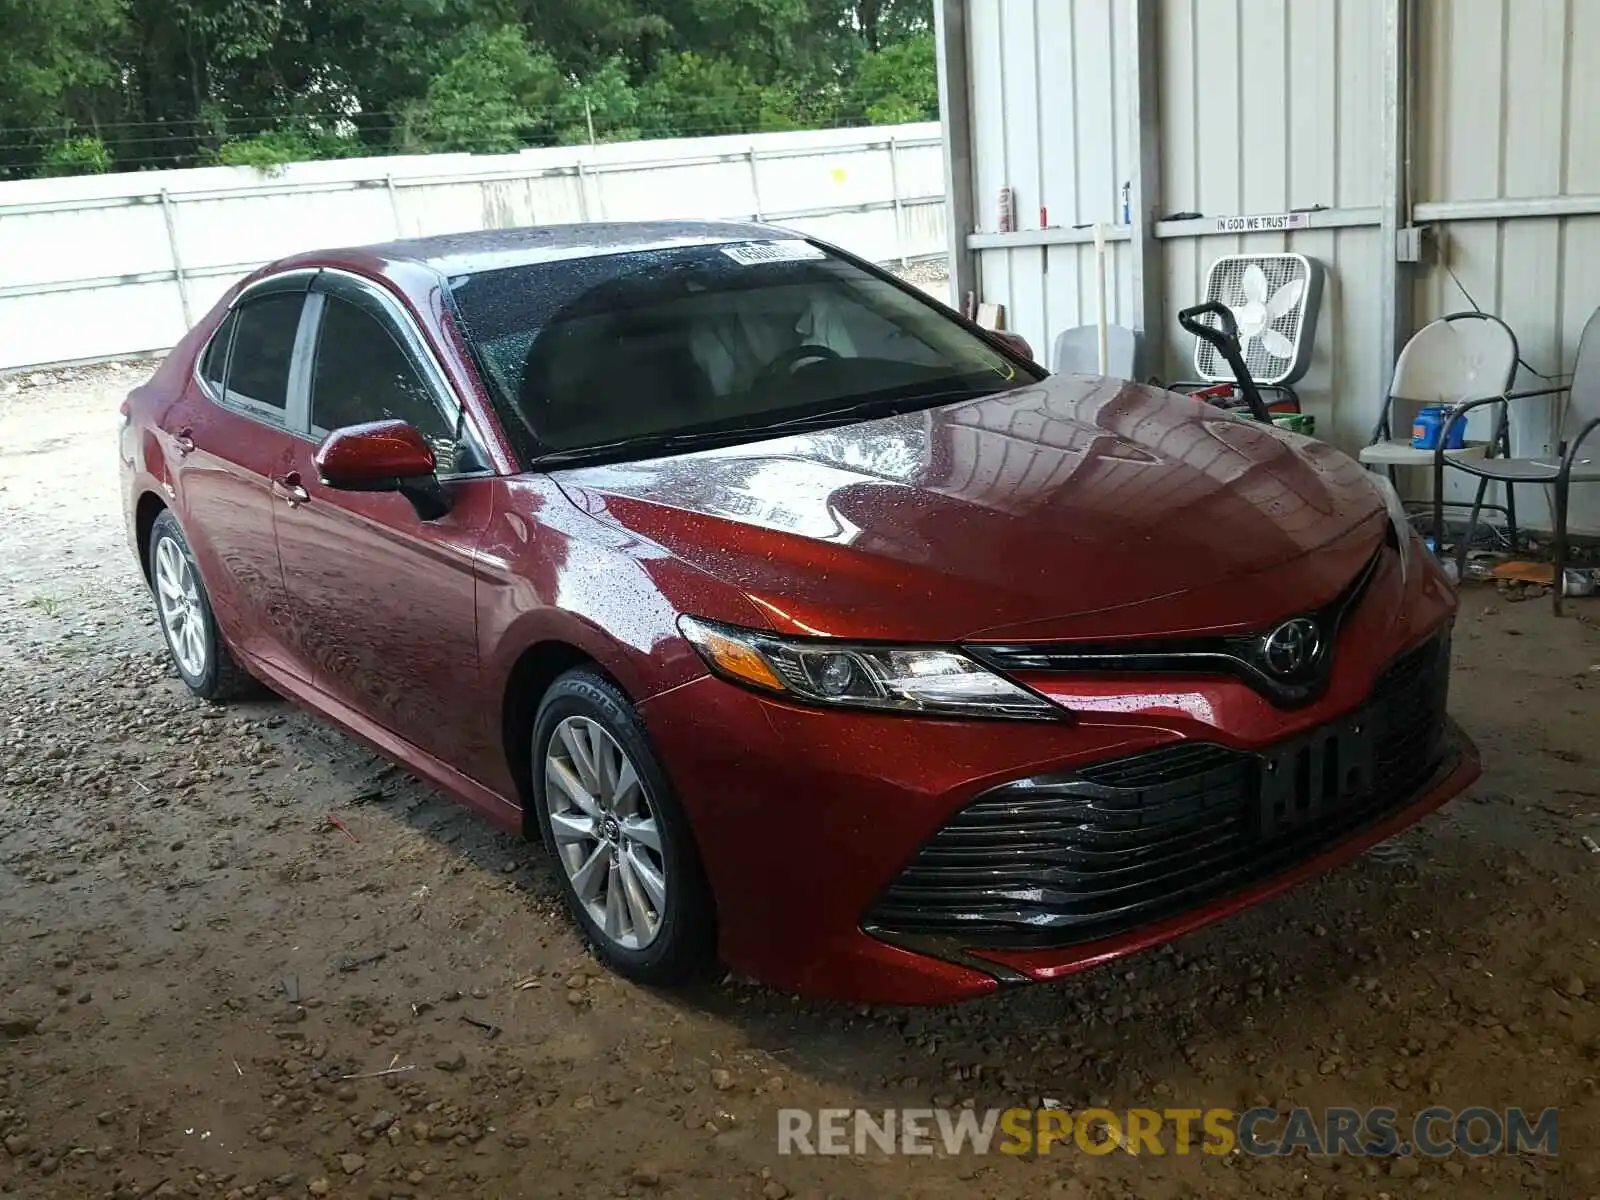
(531, 668, 716, 986)
(147, 509, 254, 702)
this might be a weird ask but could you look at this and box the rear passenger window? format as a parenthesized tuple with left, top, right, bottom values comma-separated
(223, 294, 304, 415)
(199, 313, 234, 396)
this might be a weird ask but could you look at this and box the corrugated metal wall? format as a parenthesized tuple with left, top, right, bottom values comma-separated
(1157, 0, 1383, 453)
(968, 0, 1385, 448)
(966, 0, 1138, 356)
(1412, 0, 1600, 530)
(956, 0, 1600, 533)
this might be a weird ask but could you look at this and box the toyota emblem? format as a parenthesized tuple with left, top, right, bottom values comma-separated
(1261, 617, 1322, 677)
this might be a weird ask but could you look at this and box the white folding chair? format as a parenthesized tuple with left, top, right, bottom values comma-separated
(1437, 306, 1600, 614)
(1359, 311, 1520, 540)
(1051, 325, 1140, 378)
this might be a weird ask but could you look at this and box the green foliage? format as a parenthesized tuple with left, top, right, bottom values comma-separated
(215, 131, 312, 169)
(39, 135, 112, 176)
(0, 0, 939, 178)
(656, 0, 813, 74)
(846, 0, 932, 53)
(558, 56, 642, 144)
(0, 0, 124, 177)
(0, 0, 124, 126)
(847, 32, 936, 124)
(638, 51, 769, 139)
(635, 44, 847, 138)
(402, 29, 650, 152)
(403, 26, 566, 153)
(214, 129, 363, 170)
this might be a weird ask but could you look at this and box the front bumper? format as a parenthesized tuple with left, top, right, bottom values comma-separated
(864, 630, 1453, 951)
(639, 557, 1477, 1004)
(967, 723, 1476, 986)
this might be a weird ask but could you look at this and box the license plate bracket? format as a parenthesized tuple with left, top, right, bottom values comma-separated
(1256, 713, 1375, 837)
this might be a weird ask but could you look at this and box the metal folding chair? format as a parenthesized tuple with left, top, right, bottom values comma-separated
(1359, 312, 1521, 539)
(1436, 306, 1600, 614)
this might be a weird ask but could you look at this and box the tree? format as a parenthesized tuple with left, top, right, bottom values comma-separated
(638, 51, 776, 139)
(0, 0, 126, 177)
(558, 56, 641, 144)
(652, 0, 810, 73)
(402, 26, 565, 153)
(300, 0, 503, 146)
(403, 29, 648, 152)
(846, 0, 931, 53)
(119, 0, 306, 166)
(846, 30, 935, 124)
(0, 0, 939, 176)
(0, 0, 124, 120)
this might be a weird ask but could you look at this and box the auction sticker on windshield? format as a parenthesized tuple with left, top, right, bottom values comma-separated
(721, 240, 827, 266)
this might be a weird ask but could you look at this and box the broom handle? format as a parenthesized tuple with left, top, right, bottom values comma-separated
(1095, 223, 1109, 374)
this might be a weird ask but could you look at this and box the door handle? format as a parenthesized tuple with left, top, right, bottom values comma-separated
(272, 472, 309, 507)
(173, 427, 195, 456)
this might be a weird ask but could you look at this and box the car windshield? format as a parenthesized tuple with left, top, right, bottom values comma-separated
(447, 238, 1042, 463)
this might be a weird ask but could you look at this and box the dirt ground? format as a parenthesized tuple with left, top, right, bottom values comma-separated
(2, 362, 1598, 1200)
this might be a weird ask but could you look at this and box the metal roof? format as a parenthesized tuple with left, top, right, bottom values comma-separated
(338, 220, 797, 277)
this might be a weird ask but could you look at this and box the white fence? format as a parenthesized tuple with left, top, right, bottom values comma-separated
(0, 123, 947, 372)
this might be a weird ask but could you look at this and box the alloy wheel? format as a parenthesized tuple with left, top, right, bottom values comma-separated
(154, 535, 209, 679)
(543, 715, 668, 950)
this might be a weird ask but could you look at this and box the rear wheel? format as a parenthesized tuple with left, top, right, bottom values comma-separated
(531, 669, 716, 985)
(148, 509, 252, 702)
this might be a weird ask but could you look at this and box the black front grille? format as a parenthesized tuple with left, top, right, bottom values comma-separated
(865, 632, 1453, 949)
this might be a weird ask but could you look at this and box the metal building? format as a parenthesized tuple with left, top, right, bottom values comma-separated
(935, 0, 1600, 532)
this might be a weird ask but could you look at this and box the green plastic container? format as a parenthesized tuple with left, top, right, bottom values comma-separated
(1272, 413, 1316, 437)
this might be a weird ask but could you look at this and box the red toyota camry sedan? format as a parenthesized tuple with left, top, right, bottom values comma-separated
(120, 221, 1480, 1003)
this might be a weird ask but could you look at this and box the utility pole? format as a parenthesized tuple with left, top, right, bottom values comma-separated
(585, 98, 596, 147)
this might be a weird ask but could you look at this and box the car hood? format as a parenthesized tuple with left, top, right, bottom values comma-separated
(553, 374, 1388, 643)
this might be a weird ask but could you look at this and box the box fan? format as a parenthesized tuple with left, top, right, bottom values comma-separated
(1175, 253, 1325, 412)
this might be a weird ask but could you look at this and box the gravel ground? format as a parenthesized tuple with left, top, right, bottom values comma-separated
(2, 362, 1599, 1200)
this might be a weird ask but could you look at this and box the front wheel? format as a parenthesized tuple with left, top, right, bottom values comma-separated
(531, 669, 716, 985)
(147, 509, 253, 702)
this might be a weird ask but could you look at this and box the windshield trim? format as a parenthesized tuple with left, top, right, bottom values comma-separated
(445, 237, 1048, 472)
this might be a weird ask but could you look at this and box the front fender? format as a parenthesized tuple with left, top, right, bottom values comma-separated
(477, 476, 772, 709)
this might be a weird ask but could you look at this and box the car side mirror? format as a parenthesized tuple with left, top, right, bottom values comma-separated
(315, 420, 451, 520)
(991, 330, 1034, 362)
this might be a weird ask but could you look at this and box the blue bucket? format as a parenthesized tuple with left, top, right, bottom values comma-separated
(1412, 405, 1466, 451)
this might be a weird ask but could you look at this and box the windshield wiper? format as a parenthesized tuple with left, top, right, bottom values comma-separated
(530, 383, 1008, 468)
(729, 384, 1007, 437)
(531, 429, 716, 467)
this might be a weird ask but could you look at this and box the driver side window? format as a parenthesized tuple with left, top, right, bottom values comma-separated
(309, 295, 476, 473)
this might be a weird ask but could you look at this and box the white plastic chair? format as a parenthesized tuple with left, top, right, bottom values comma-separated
(1359, 311, 1519, 541)
(1361, 312, 1520, 469)
(1051, 325, 1140, 378)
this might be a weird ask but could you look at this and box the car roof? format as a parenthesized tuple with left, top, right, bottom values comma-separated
(293, 219, 804, 280)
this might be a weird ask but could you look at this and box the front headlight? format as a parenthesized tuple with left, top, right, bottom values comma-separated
(677, 615, 1059, 720)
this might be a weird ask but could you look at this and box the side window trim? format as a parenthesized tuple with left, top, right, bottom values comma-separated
(231, 267, 320, 305)
(284, 293, 325, 437)
(195, 278, 317, 432)
(194, 312, 237, 404)
(308, 270, 492, 477)
(214, 388, 290, 428)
